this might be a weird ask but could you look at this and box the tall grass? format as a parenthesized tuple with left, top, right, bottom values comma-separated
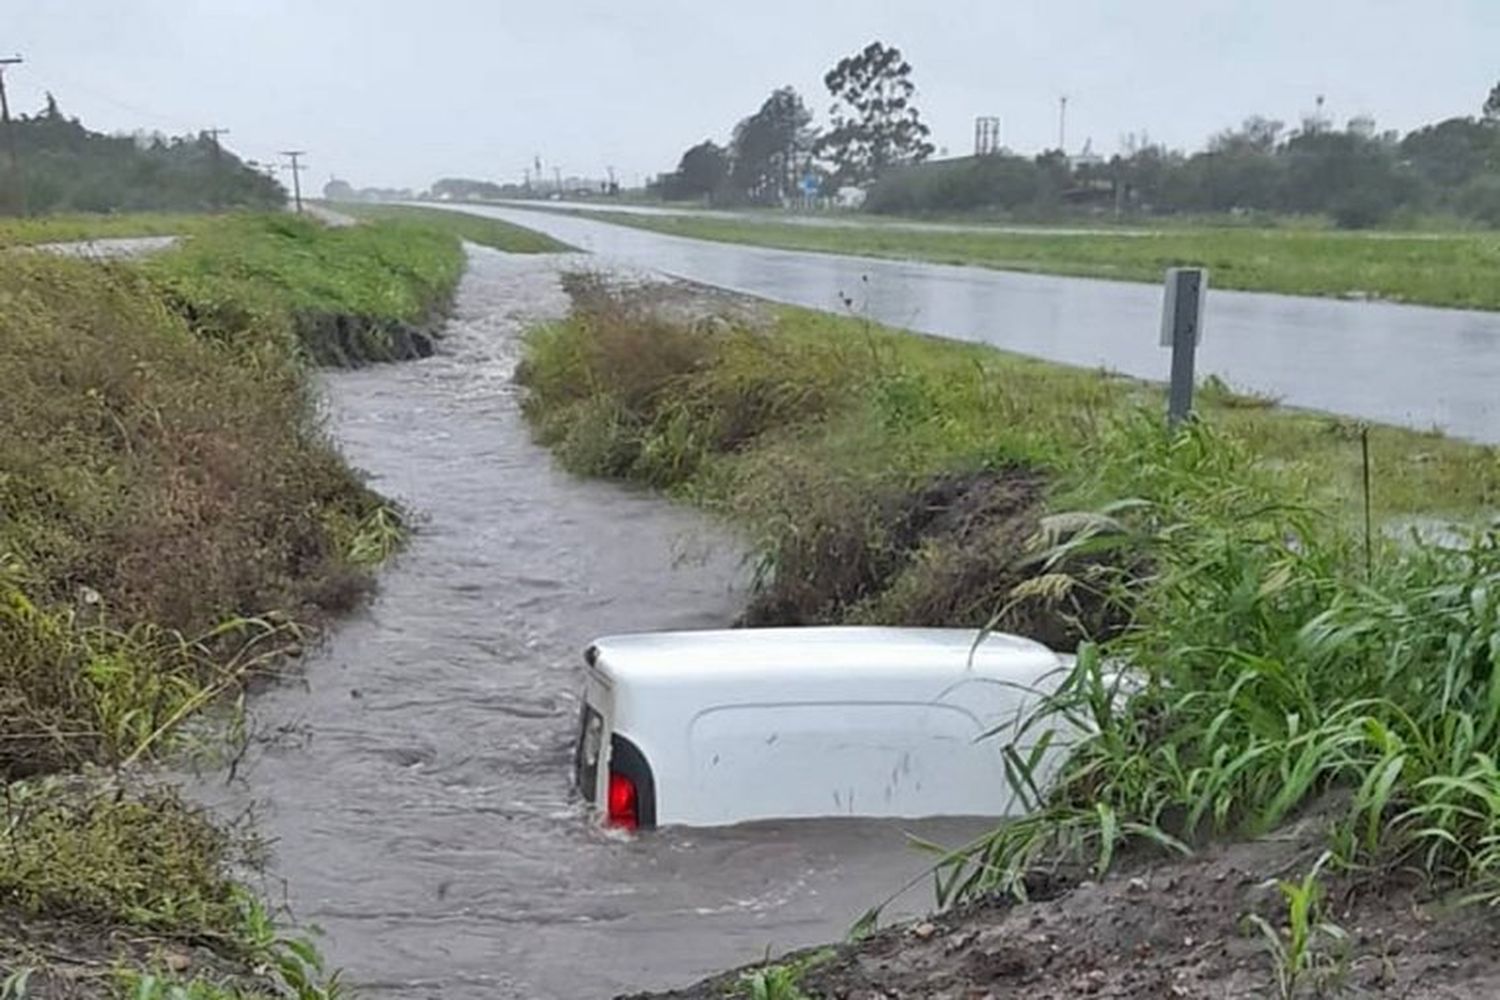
(933, 420, 1500, 905)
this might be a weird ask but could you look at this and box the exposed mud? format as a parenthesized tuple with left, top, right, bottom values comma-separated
(629, 823, 1500, 1000)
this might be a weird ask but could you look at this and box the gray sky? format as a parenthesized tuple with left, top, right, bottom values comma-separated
(9, 0, 1500, 190)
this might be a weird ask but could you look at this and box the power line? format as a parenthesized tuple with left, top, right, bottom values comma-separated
(280, 150, 307, 213)
(0, 55, 25, 216)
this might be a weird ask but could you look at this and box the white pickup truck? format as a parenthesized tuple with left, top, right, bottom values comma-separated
(572, 626, 1073, 830)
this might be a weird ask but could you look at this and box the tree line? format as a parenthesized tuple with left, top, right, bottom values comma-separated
(654, 49, 1500, 229)
(869, 99, 1500, 228)
(652, 40, 935, 205)
(0, 94, 284, 216)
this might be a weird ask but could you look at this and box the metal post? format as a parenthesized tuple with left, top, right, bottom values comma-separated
(1162, 267, 1207, 429)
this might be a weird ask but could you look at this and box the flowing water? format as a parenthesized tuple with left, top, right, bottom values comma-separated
(185, 246, 988, 999)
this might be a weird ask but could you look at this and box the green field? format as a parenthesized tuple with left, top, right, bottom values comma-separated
(335, 201, 574, 253)
(565, 208, 1500, 310)
(521, 279, 1500, 920)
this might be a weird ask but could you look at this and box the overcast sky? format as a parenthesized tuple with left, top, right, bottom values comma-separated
(8, 0, 1500, 190)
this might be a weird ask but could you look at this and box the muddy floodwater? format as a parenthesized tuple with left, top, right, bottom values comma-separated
(184, 247, 989, 999)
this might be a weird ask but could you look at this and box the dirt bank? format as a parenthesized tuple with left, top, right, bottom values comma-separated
(626, 822, 1500, 999)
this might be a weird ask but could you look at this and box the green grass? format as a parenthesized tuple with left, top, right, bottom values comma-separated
(0, 212, 218, 246)
(520, 283, 1500, 917)
(145, 213, 463, 364)
(335, 201, 574, 253)
(565, 208, 1500, 311)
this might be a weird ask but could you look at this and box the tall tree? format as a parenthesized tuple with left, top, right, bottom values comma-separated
(729, 87, 815, 204)
(817, 41, 934, 187)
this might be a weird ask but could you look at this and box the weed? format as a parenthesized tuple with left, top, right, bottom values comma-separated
(0, 968, 32, 999)
(737, 964, 808, 1000)
(735, 949, 833, 1000)
(1244, 854, 1350, 999)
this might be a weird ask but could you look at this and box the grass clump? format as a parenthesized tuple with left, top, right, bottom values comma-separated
(567, 207, 1500, 310)
(0, 778, 242, 934)
(0, 775, 340, 999)
(335, 202, 573, 253)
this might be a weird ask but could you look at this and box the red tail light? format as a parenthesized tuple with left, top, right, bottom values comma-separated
(607, 771, 638, 830)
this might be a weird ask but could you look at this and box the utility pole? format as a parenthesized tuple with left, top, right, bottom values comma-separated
(1058, 94, 1068, 153)
(553, 165, 562, 195)
(0, 55, 25, 216)
(280, 150, 307, 213)
(203, 127, 230, 207)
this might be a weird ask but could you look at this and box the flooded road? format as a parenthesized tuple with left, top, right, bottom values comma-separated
(435, 204, 1500, 444)
(188, 247, 986, 999)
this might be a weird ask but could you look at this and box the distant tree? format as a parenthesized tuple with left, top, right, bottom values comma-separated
(673, 140, 728, 200)
(1208, 116, 1284, 155)
(0, 95, 282, 216)
(817, 41, 934, 187)
(1401, 117, 1498, 189)
(729, 87, 815, 204)
(1485, 81, 1500, 121)
(1281, 128, 1413, 227)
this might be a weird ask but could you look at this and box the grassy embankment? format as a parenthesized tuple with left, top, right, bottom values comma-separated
(564, 207, 1500, 310)
(0, 212, 552, 998)
(519, 281, 1500, 935)
(333, 202, 574, 253)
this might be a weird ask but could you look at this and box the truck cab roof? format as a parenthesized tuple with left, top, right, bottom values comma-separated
(587, 626, 1059, 689)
